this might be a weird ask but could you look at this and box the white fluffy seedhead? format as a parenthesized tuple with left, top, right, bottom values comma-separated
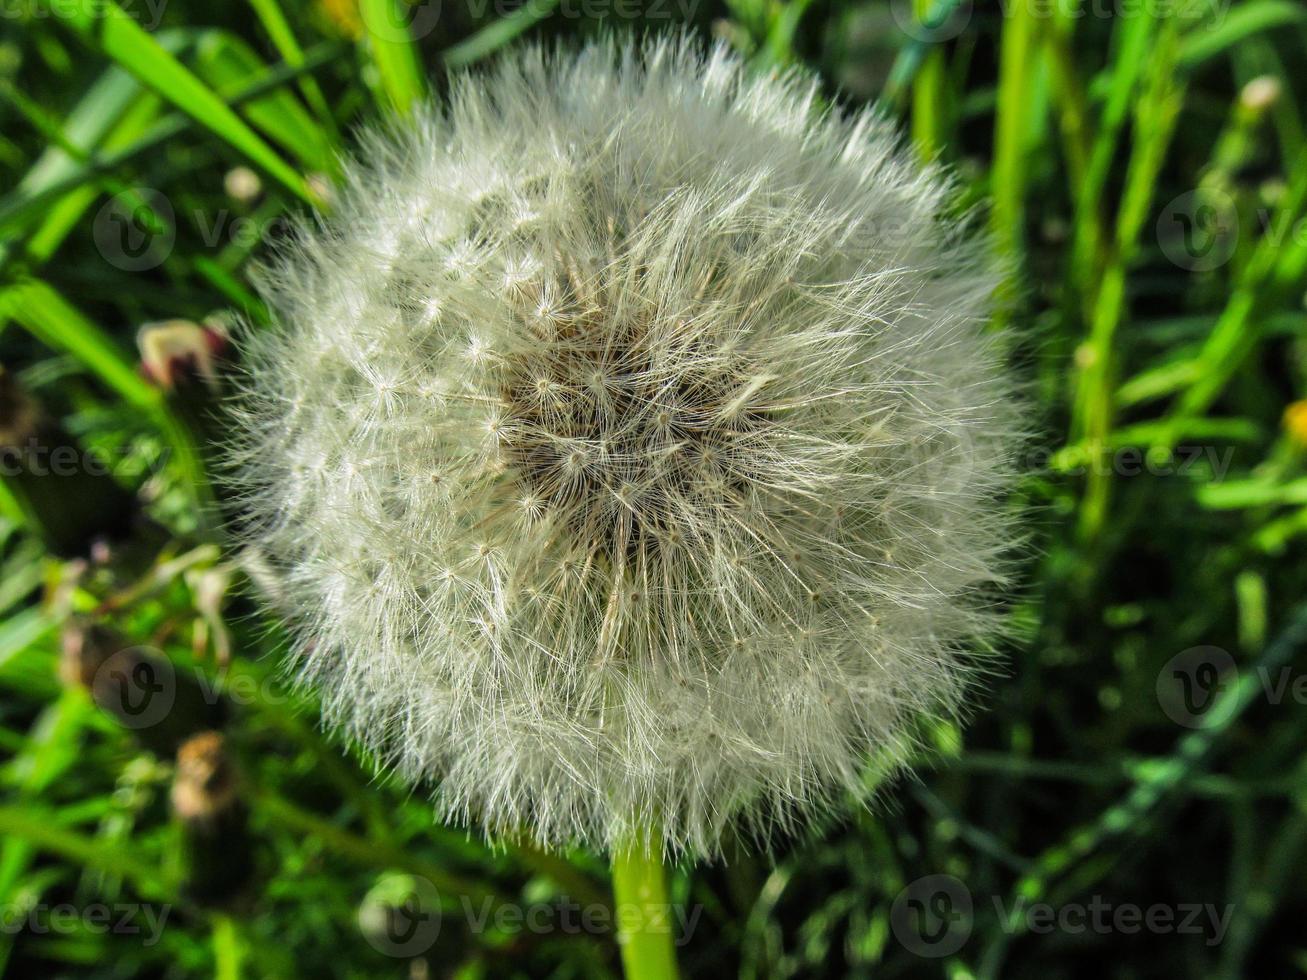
(229, 36, 1023, 856)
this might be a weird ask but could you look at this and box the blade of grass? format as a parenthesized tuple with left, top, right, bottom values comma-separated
(1161, 147, 1307, 428)
(761, 0, 817, 67)
(0, 804, 173, 898)
(193, 255, 269, 321)
(1178, 0, 1307, 70)
(1064, 10, 1154, 317)
(990, 0, 1041, 300)
(1217, 800, 1307, 979)
(211, 915, 248, 980)
(245, 0, 341, 144)
(24, 93, 163, 265)
(6, 60, 154, 207)
(51, 0, 319, 205)
(251, 789, 507, 908)
(441, 0, 560, 70)
(0, 80, 171, 273)
(0, 280, 158, 415)
(0, 280, 214, 515)
(357, 0, 428, 115)
(1043, 0, 1090, 192)
(881, 0, 966, 108)
(0, 42, 344, 244)
(192, 30, 334, 174)
(1073, 15, 1186, 544)
(910, 0, 947, 159)
(980, 602, 1307, 978)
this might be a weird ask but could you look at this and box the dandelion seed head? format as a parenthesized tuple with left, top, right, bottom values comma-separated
(228, 36, 1024, 856)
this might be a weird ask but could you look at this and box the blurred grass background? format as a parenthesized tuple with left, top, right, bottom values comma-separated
(3, 0, 1307, 976)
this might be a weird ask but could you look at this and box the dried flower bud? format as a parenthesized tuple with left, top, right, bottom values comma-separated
(172, 731, 252, 906)
(0, 366, 38, 450)
(59, 619, 115, 691)
(137, 317, 228, 390)
(223, 165, 263, 205)
(1240, 75, 1281, 114)
(1, 373, 143, 559)
(172, 730, 239, 824)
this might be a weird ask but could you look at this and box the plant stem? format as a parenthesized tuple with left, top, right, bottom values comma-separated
(611, 843, 680, 980)
(910, 0, 945, 160)
(990, 0, 1038, 268)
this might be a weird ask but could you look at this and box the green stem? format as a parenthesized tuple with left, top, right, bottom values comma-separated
(611, 844, 680, 980)
(211, 915, 246, 980)
(910, 0, 945, 160)
(990, 0, 1038, 267)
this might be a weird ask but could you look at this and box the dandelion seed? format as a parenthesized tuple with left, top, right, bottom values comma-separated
(227, 36, 1024, 857)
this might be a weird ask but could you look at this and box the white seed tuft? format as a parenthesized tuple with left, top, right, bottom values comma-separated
(227, 36, 1024, 856)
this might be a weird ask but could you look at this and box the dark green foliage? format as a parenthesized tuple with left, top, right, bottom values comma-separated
(1, 1, 1306, 977)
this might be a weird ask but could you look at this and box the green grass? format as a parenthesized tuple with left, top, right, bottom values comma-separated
(2, 1, 1307, 977)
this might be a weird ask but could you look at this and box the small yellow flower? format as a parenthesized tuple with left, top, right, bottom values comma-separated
(1285, 400, 1307, 447)
(317, 0, 362, 39)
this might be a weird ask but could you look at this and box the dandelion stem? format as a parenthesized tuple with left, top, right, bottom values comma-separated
(611, 843, 680, 980)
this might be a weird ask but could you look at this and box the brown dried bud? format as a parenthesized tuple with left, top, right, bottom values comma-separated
(172, 731, 252, 907)
(0, 366, 39, 450)
(137, 318, 228, 390)
(172, 730, 239, 824)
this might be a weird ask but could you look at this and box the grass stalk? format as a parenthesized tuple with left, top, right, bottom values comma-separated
(611, 842, 680, 980)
